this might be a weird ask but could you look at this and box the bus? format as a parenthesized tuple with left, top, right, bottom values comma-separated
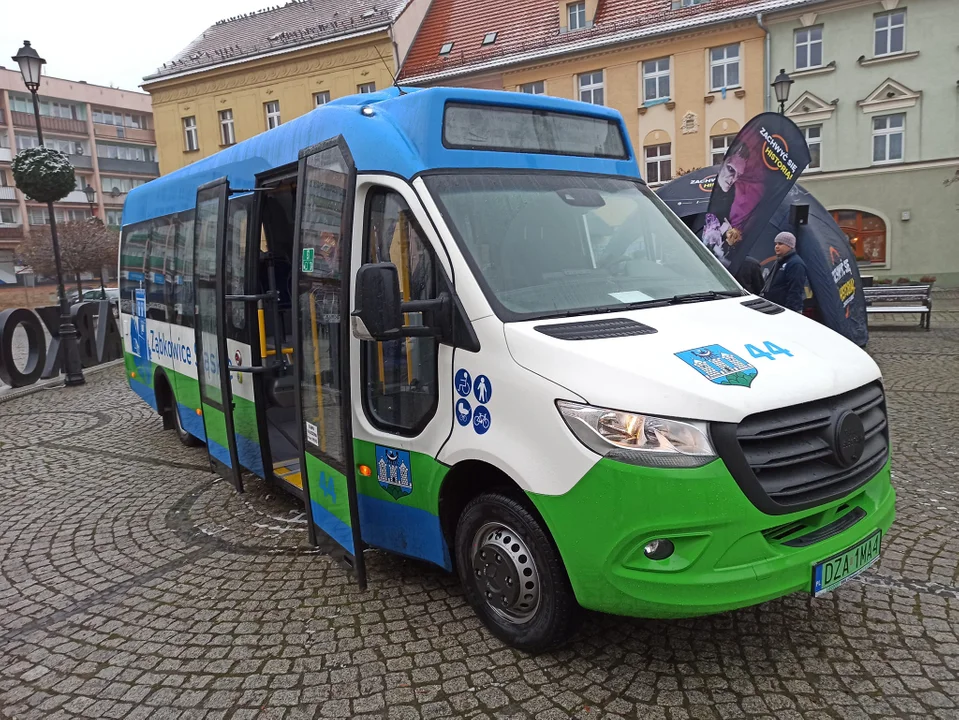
(119, 87, 894, 652)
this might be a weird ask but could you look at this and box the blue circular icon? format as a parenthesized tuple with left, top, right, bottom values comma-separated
(455, 368, 472, 398)
(473, 405, 491, 435)
(455, 398, 472, 427)
(473, 375, 492, 404)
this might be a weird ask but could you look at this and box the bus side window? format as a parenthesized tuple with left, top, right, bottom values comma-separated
(225, 197, 252, 332)
(119, 222, 149, 316)
(173, 210, 195, 328)
(147, 220, 174, 322)
(361, 189, 438, 435)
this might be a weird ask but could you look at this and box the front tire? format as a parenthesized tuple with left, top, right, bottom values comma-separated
(455, 492, 579, 653)
(173, 403, 203, 447)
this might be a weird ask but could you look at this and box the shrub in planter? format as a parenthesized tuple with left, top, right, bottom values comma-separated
(875, 278, 892, 285)
(11, 146, 76, 203)
(920, 275, 937, 284)
(896, 277, 911, 285)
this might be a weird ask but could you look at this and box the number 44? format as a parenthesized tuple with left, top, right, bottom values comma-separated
(745, 341, 793, 361)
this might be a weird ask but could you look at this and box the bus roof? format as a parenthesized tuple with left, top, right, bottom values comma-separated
(122, 86, 640, 226)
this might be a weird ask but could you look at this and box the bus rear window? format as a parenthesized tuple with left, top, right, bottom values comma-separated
(443, 103, 628, 159)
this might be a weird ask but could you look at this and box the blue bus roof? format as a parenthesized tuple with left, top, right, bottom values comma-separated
(123, 86, 641, 226)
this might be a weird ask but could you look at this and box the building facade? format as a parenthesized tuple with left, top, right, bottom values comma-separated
(397, 0, 817, 184)
(143, 0, 428, 175)
(0, 69, 158, 282)
(767, 0, 958, 284)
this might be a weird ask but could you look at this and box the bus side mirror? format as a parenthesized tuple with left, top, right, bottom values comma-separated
(353, 263, 404, 341)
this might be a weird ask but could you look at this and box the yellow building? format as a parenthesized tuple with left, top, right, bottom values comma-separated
(142, 0, 430, 175)
(398, 0, 812, 181)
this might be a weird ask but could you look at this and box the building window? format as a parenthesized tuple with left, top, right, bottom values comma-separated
(795, 26, 823, 70)
(645, 143, 672, 184)
(710, 44, 740, 91)
(483, 32, 497, 45)
(439, 42, 454, 56)
(875, 10, 905, 57)
(101, 177, 147, 194)
(183, 116, 198, 152)
(219, 109, 235, 146)
(314, 91, 331, 106)
(265, 101, 281, 130)
(97, 143, 155, 162)
(0, 207, 18, 225)
(833, 210, 886, 265)
(679, 0, 710, 5)
(93, 109, 147, 128)
(804, 125, 821, 171)
(642, 58, 670, 102)
(519, 81, 545, 94)
(872, 114, 904, 164)
(578, 70, 604, 105)
(358, 82, 377, 94)
(568, 1, 587, 30)
(710, 134, 735, 165)
(106, 209, 123, 228)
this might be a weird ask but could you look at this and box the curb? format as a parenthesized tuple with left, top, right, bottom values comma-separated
(0, 359, 125, 404)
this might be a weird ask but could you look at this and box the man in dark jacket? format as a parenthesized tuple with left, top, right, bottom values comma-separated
(763, 231, 808, 313)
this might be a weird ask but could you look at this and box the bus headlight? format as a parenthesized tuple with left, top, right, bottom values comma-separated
(557, 401, 717, 468)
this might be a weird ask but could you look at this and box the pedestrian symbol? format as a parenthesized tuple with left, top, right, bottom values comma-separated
(474, 375, 492, 404)
(301, 247, 315, 273)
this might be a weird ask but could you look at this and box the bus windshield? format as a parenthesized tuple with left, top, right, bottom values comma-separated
(424, 172, 741, 320)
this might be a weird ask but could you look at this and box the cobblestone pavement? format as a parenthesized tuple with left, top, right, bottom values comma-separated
(1, 304, 958, 720)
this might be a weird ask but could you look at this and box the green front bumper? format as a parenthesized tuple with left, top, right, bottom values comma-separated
(527, 457, 895, 619)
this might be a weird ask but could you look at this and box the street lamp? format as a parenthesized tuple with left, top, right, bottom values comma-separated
(83, 183, 97, 217)
(772, 68, 794, 115)
(12, 40, 84, 385)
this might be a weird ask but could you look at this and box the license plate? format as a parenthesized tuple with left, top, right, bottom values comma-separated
(812, 530, 881, 597)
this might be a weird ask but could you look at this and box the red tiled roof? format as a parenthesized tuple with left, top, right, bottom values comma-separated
(399, 0, 812, 82)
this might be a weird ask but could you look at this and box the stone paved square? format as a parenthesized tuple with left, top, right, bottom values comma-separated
(1, 296, 958, 719)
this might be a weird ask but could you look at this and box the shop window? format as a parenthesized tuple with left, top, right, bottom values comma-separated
(832, 210, 886, 266)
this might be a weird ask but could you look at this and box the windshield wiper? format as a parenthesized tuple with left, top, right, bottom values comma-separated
(549, 299, 672, 319)
(668, 290, 743, 305)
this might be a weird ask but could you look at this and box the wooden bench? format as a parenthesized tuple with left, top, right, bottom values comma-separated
(863, 284, 932, 329)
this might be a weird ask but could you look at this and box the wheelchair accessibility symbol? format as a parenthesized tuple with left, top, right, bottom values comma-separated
(455, 368, 472, 398)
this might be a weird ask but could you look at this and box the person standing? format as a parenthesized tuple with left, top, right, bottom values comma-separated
(763, 231, 808, 313)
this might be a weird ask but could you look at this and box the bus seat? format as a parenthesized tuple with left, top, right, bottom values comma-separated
(268, 374, 297, 408)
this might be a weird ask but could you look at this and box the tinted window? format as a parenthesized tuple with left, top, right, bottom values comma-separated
(147, 220, 175, 322)
(225, 197, 252, 332)
(362, 190, 438, 434)
(119, 222, 149, 315)
(173, 210, 195, 327)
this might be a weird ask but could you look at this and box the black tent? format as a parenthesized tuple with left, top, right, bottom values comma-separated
(657, 167, 869, 346)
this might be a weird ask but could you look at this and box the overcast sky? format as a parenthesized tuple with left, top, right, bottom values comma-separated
(1, 0, 281, 93)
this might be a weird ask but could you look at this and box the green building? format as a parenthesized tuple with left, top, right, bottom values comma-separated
(767, 0, 959, 286)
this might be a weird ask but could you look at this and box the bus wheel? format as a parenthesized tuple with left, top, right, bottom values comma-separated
(455, 492, 578, 653)
(173, 404, 202, 447)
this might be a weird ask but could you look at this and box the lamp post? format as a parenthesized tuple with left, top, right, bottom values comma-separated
(83, 183, 97, 218)
(772, 68, 794, 115)
(12, 40, 84, 385)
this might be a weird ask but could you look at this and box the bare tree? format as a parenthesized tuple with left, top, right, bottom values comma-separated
(18, 219, 116, 300)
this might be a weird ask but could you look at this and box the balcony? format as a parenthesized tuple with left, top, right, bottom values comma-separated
(96, 157, 159, 175)
(11, 111, 87, 135)
(93, 124, 155, 144)
(0, 187, 16, 201)
(70, 154, 94, 170)
(0, 148, 11, 163)
(0, 225, 25, 249)
(62, 190, 93, 204)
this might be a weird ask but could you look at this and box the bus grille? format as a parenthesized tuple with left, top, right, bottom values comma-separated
(712, 382, 889, 514)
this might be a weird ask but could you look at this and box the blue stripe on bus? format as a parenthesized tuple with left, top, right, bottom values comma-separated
(129, 378, 157, 411)
(236, 432, 265, 479)
(358, 494, 452, 571)
(176, 402, 206, 441)
(207, 437, 232, 468)
(122, 86, 639, 227)
(311, 500, 356, 555)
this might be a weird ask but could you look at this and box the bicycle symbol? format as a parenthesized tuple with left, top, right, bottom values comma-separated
(473, 413, 490, 429)
(473, 406, 491, 435)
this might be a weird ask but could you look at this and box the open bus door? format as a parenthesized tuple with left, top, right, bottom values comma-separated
(193, 178, 243, 492)
(291, 137, 367, 588)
